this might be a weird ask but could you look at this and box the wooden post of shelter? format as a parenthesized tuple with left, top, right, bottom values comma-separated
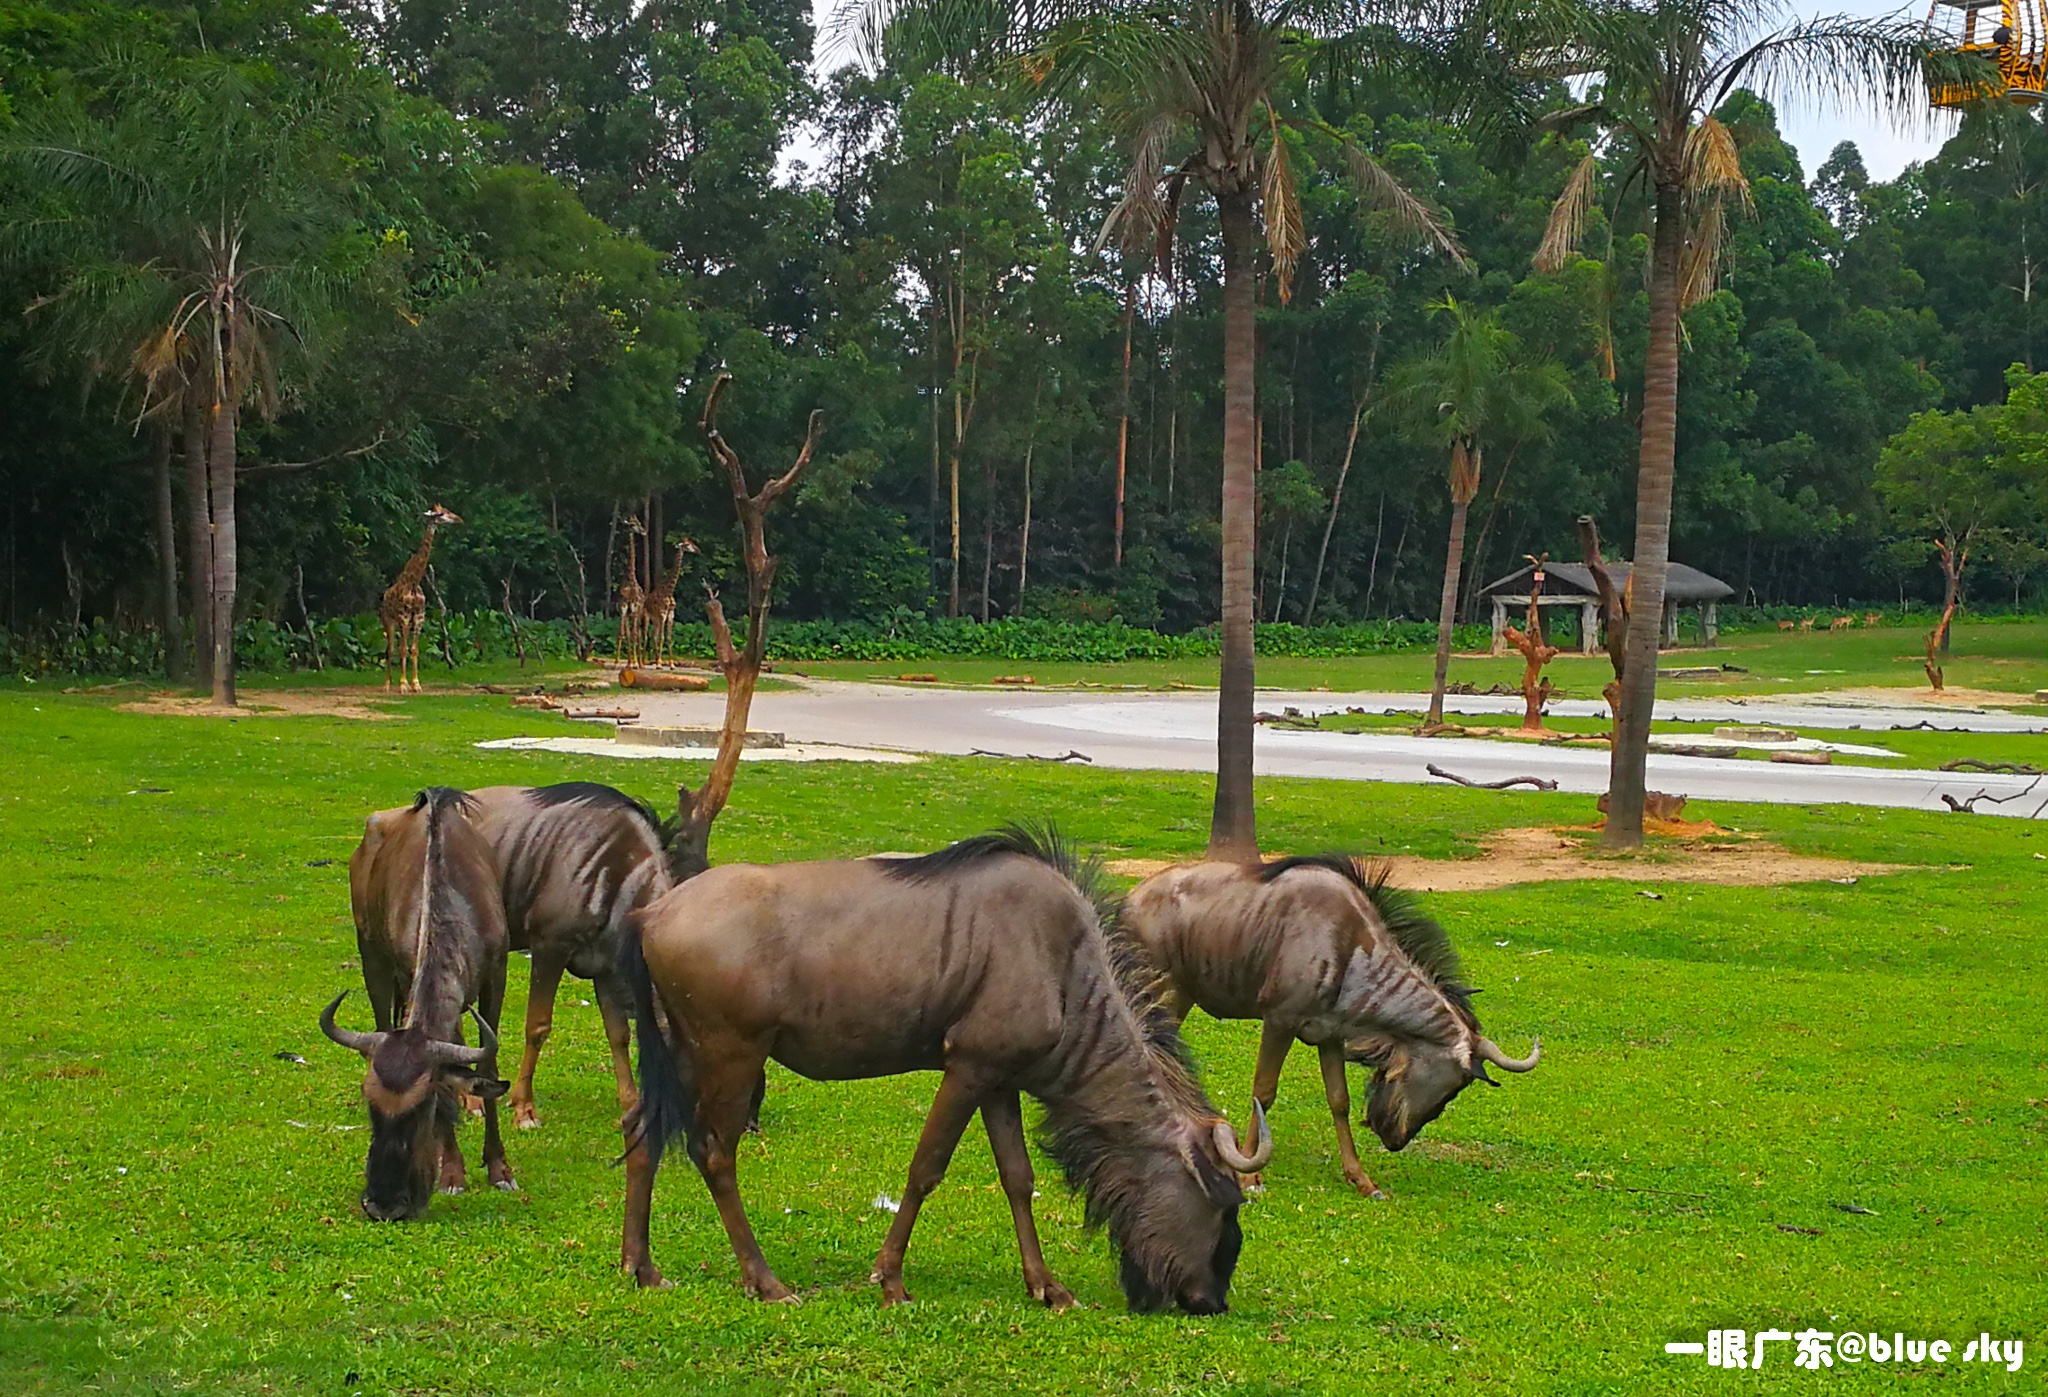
(670, 373, 823, 878)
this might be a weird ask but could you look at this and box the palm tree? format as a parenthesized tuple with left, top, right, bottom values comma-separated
(7, 54, 367, 705)
(1388, 297, 1569, 726)
(1475, 0, 1968, 846)
(860, 0, 1468, 857)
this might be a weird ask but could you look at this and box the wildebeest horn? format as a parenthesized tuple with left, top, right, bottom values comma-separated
(1477, 1035, 1541, 1073)
(1212, 1100, 1274, 1172)
(423, 1036, 493, 1068)
(467, 1005, 498, 1055)
(319, 991, 386, 1057)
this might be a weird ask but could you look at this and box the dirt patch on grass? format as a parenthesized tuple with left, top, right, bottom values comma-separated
(1810, 685, 2041, 709)
(119, 689, 406, 720)
(1107, 825, 1910, 891)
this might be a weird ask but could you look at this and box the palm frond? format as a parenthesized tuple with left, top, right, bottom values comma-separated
(1679, 196, 1727, 311)
(1096, 108, 1180, 259)
(1684, 116, 1750, 207)
(1324, 124, 1470, 269)
(1534, 152, 1599, 273)
(1707, 14, 1958, 135)
(1263, 105, 1306, 304)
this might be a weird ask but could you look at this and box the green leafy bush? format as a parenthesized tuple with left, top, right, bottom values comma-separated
(2, 612, 1487, 676)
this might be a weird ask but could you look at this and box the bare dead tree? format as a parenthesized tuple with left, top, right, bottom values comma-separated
(670, 373, 823, 877)
(1924, 538, 1966, 692)
(1578, 515, 1631, 720)
(1503, 552, 1559, 731)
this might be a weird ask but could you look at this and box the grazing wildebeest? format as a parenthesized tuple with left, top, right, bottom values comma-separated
(322, 787, 514, 1219)
(462, 783, 676, 1128)
(619, 826, 1271, 1313)
(1121, 855, 1539, 1200)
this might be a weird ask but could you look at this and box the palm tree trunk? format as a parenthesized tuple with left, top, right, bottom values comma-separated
(1305, 397, 1365, 624)
(1115, 275, 1134, 567)
(182, 391, 213, 690)
(1427, 490, 1472, 726)
(1605, 178, 1686, 849)
(151, 422, 184, 681)
(207, 390, 238, 707)
(1209, 186, 1260, 860)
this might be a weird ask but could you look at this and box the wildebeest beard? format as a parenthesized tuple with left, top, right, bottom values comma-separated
(1029, 894, 1249, 1314)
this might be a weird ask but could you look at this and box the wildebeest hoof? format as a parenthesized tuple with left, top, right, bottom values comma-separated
(514, 1105, 542, 1130)
(1034, 1281, 1076, 1311)
(746, 1275, 796, 1303)
(1368, 1189, 1388, 1201)
(494, 1178, 519, 1192)
(878, 1281, 913, 1307)
(437, 1183, 464, 1196)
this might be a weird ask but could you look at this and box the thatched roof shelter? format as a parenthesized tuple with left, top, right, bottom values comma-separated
(1477, 560, 1733, 652)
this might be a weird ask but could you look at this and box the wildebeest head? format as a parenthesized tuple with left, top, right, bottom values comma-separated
(1350, 1029, 1541, 1152)
(318, 991, 506, 1221)
(1092, 1103, 1269, 1316)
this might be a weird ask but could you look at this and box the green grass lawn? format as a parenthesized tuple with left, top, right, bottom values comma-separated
(1, 688, 2041, 1394)
(782, 618, 2048, 702)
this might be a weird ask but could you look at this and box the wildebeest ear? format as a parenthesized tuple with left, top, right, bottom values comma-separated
(444, 1069, 511, 1100)
(1177, 1137, 1244, 1206)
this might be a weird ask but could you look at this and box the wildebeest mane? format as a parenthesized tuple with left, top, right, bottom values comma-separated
(1258, 853, 1474, 1013)
(530, 781, 664, 833)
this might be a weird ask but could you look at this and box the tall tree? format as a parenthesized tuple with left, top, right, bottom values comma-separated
(1388, 297, 1569, 725)
(867, 0, 1464, 857)
(7, 52, 378, 703)
(1500, 0, 1961, 846)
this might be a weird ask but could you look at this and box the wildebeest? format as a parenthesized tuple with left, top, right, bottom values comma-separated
(463, 783, 676, 1128)
(1121, 855, 1538, 1199)
(322, 787, 514, 1220)
(619, 826, 1270, 1313)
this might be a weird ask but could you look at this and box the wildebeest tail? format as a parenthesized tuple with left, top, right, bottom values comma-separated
(616, 918, 701, 1170)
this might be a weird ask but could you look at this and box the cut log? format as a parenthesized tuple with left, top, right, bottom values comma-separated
(1769, 750, 1831, 765)
(620, 668, 709, 691)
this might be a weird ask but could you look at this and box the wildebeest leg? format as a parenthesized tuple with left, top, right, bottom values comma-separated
(436, 1090, 468, 1194)
(620, 1128, 667, 1288)
(871, 1070, 983, 1307)
(479, 982, 516, 1191)
(982, 1090, 1073, 1310)
(694, 1045, 793, 1302)
(511, 953, 568, 1129)
(1317, 1042, 1385, 1200)
(1239, 1019, 1295, 1189)
(589, 969, 640, 1120)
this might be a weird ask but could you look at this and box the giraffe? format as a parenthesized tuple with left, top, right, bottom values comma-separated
(615, 515, 648, 667)
(380, 504, 462, 693)
(642, 534, 697, 668)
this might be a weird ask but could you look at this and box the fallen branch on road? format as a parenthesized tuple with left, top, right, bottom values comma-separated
(1426, 763, 1558, 792)
(1939, 774, 2046, 815)
(1940, 758, 2044, 775)
(968, 748, 1093, 764)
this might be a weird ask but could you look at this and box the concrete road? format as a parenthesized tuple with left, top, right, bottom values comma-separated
(618, 680, 2048, 819)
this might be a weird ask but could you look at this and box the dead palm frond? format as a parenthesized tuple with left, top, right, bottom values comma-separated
(1534, 152, 1599, 273)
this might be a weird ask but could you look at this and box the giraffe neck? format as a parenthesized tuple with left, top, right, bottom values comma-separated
(397, 524, 438, 589)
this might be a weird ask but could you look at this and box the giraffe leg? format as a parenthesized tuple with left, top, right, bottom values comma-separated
(382, 618, 396, 690)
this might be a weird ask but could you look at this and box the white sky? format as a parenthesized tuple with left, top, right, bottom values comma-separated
(799, 0, 1961, 183)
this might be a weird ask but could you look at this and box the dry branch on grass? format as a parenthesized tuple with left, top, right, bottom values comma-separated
(1425, 763, 1558, 791)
